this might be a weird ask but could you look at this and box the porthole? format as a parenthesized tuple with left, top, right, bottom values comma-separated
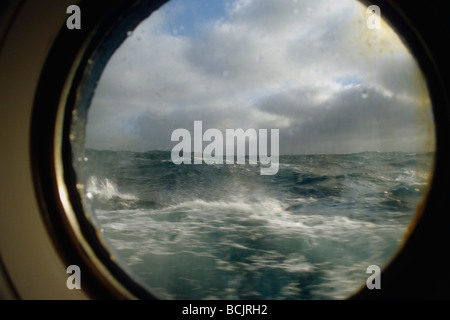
(26, 0, 450, 300)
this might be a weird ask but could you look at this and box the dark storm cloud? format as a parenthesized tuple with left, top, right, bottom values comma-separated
(255, 84, 424, 154)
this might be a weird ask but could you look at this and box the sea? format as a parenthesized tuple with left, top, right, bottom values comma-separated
(81, 149, 434, 300)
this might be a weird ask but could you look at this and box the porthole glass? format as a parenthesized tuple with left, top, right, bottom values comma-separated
(70, 0, 435, 299)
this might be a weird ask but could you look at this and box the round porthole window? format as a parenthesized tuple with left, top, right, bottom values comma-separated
(30, 0, 446, 300)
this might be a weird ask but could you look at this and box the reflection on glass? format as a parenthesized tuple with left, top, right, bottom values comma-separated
(74, 0, 435, 299)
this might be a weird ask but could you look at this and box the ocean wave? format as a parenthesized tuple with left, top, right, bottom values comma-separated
(95, 195, 405, 299)
(87, 176, 137, 201)
(83, 149, 434, 299)
(86, 176, 142, 210)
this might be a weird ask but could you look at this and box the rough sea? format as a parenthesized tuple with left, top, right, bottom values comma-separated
(81, 149, 433, 299)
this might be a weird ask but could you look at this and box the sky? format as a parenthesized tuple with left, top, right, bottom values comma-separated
(84, 0, 435, 154)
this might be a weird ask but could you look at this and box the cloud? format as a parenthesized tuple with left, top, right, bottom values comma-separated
(84, 0, 434, 154)
(256, 83, 428, 154)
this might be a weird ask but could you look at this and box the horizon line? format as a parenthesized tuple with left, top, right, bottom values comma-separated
(83, 148, 436, 156)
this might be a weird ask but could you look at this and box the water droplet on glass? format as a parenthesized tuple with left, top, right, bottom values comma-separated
(361, 89, 368, 99)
